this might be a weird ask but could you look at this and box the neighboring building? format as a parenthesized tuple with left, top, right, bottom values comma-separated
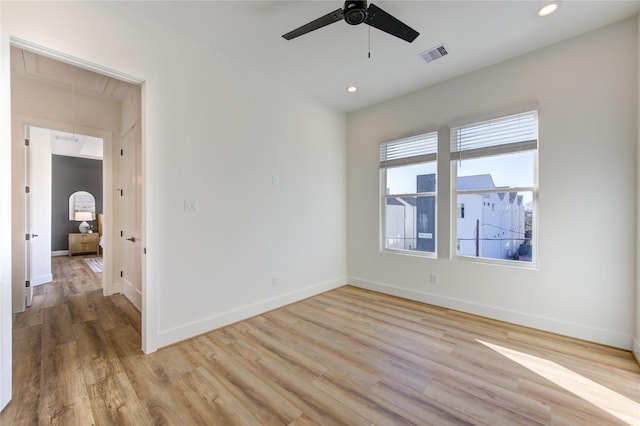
(456, 174, 528, 261)
(386, 173, 530, 260)
(385, 197, 417, 250)
(385, 174, 436, 252)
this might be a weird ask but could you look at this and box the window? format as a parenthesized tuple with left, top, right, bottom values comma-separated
(451, 110, 537, 264)
(380, 132, 437, 255)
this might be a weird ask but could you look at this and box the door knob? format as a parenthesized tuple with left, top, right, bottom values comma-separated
(126, 237, 136, 242)
(31, 234, 39, 238)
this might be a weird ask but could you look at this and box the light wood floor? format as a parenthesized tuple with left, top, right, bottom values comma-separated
(2, 256, 640, 425)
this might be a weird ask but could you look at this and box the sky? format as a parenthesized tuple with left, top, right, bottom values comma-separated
(386, 151, 535, 195)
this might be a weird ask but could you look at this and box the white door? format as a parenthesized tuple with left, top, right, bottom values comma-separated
(121, 123, 142, 311)
(24, 126, 54, 306)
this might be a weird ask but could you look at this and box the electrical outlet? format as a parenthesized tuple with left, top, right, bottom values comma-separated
(429, 273, 438, 285)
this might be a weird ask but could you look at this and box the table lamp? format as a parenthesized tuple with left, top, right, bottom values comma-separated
(74, 211, 93, 233)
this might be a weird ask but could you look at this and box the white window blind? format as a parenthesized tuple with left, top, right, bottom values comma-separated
(450, 110, 538, 160)
(380, 132, 438, 168)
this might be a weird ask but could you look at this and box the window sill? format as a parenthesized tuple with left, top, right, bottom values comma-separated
(453, 254, 539, 270)
(381, 248, 437, 259)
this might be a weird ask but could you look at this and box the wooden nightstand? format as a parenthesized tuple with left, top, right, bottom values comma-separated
(68, 233, 100, 256)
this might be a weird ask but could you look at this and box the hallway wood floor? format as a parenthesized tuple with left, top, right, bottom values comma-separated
(2, 255, 640, 425)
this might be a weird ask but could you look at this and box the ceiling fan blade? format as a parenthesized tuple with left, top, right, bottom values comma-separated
(282, 8, 344, 40)
(365, 3, 419, 43)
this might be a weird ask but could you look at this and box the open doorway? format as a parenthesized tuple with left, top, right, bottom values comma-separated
(24, 125, 105, 307)
(2, 40, 145, 411)
(10, 45, 143, 316)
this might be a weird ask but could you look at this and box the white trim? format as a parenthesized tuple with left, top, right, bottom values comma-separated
(0, 28, 13, 412)
(122, 279, 142, 312)
(453, 252, 539, 270)
(51, 250, 68, 257)
(381, 248, 438, 259)
(30, 273, 52, 286)
(104, 279, 122, 297)
(10, 37, 144, 85)
(154, 277, 346, 349)
(633, 338, 640, 366)
(384, 191, 437, 198)
(457, 186, 535, 196)
(348, 276, 633, 350)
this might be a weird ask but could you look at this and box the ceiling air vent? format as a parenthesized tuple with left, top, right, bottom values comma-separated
(419, 44, 449, 64)
(54, 134, 79, 143)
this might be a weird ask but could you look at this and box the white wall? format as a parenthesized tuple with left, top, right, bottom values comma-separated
(0, 9, 13, 410)
(121, 85, 141, 136)
(348, 18, 638, 349)
(635, 13, 640, 362)
(1, 2, 347, 352)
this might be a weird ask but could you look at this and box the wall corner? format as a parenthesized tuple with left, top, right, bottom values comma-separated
(635, 12, 640, 367)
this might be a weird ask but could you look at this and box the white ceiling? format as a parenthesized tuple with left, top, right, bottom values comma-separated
(115, 0, 640, 113)
(11, 48, 110, 160)
(10, 47, 132, 102)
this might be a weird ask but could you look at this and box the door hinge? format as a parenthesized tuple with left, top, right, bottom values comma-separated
(120, 149, 124, 156)
(25, 186, 30, 193)
(24, 138, 30, 146)
(120, 230, 123, 237)
(25, 280, 30, 288)
(144, 247, 147, 254)
(25, 233, 30, 241)
(120, 271, 123, 277)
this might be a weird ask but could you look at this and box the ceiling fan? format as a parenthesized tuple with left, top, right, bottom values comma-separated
(282, 0, 419, 43)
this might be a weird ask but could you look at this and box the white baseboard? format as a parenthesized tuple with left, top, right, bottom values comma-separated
(348, 276, 633, 350)
(104, 281, 122, 296)
(31, 273, 52, 286)
(633, 338, 640, 365)
(122, 280, 142, 312)
(155, 277, 346, 349)
(51, 250, 68, 257)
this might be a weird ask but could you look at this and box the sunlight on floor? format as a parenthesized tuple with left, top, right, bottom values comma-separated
(477, 340, 640, 425)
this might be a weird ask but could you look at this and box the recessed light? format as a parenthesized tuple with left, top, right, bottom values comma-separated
(347, 85, 358, 93)
(538, 2, 559, 17)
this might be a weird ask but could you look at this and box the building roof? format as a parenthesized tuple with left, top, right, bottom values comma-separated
(456, 174, 497, 191)
(386, 197, 418, 207)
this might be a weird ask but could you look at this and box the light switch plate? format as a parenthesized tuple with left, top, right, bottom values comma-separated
(184, 199, 198, 212)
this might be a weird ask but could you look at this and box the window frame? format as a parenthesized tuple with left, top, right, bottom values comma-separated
(450, 111, 539, 268)
(380, 131, 438, 258)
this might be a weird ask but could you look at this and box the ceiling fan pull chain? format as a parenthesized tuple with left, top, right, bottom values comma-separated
(368, 25, 371, 58)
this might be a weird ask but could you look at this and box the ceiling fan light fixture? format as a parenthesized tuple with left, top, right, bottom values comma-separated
(538, 2, 559, 17)
(344, 1, 368, 25)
